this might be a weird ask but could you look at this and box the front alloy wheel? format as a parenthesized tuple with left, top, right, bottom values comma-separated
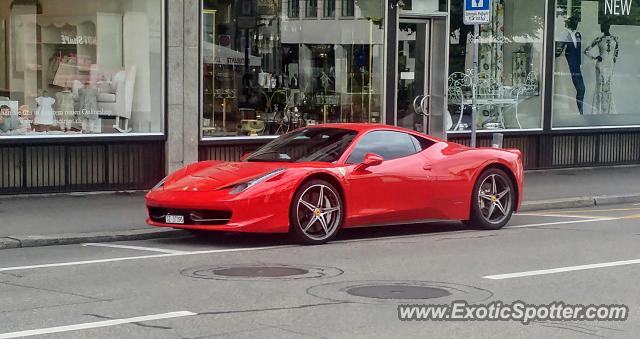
(466, 168, 515, 230)
(290, 180, 343, 244)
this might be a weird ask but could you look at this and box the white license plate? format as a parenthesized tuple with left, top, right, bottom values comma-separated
(165, 215, 185, 224)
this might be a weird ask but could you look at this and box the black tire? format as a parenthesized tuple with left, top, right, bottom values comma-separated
(289, 179, 343, 245)
(465, 168, 516, 230)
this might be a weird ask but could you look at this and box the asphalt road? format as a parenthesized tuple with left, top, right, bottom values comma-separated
(1, 203, 639, 338)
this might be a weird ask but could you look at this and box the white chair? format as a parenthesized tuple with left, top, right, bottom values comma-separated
(91, 65, 137, 133)
(448, 70, 472, 131)
(510, 71, 538, 129)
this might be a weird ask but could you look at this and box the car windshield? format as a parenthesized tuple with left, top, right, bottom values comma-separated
(245, 128, 358, 163)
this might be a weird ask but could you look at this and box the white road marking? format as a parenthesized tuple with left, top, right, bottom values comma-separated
(336, 217, 619, 244)
(82, 242, 189, 254)
(548, 207, 640, 213)
(516, 213, 602, 219)
(484, 258, 640, 280)
(0, 246, 288, 272)
(506, 218, 618, 228)
(0, 311, 196, 338)
(0, 217, 622, 273)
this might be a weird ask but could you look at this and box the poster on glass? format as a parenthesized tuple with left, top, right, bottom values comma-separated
(553, 0, 640, 127)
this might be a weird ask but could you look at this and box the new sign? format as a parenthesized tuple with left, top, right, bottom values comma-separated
(605, 0, 633, 15)
(464, 0, 491, 25)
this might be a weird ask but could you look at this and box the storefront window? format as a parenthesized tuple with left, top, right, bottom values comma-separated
(0, 0, 163, 137)
(447, 0, 545, 132)
(288, 0, 300, 18)
(402, 0, 447, 12)
(341, 0, 355, 17)
(201, 0, 385, 138)
(324, 0, 336, 18)
(306, 0, 318, 18)
(553, 0, 640, 128)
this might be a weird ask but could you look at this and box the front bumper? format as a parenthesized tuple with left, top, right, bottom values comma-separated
(145, 187, 293, 233)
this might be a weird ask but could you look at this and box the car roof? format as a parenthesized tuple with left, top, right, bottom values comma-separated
(305, 123, 406, 133)
(304, 123, 442, 141)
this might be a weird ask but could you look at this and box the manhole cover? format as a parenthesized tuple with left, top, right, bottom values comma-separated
(214, 266, 308, 278)
(346, 285, 451, 300)
(181, 264, 343, 281)
(307, 280, 493, 304)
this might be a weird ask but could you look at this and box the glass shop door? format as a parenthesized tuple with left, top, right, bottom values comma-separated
(395, 15, 448, 140)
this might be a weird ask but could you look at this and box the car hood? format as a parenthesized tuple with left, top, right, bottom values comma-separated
(163, 161, 284, 192)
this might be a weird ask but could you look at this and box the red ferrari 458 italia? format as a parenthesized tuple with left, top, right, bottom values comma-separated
(146, 124, 523, 244)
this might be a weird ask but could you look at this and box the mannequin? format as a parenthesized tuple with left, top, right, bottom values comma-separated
(34, 90, 56, 131)
(585, 21, 619, 115)
(78, 81, 99, 133)
(56, 88, 76, 131)
(555, 16, 585, 114)
(17, 105, 32, 134)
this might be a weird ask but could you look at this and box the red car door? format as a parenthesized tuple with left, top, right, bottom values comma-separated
(342, 131, 437, 227)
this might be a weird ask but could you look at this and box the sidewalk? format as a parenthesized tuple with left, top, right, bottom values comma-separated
(522, 165, 640, 210)
(0, 192, 183, 249)
(1, 165, 639, 249)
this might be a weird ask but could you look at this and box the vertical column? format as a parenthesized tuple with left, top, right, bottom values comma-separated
(166, 0, 199, 173)
(166, 0, 184, 172)
(384, 3, 398, 126)
(542, 0, 556, 132)
(183, 0, 200, 164)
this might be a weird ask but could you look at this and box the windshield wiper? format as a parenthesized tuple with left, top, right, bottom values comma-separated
(299, 141, 349, 162)
(246, 151, 292, 162)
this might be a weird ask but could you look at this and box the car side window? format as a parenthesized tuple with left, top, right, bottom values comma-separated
(347, 131, 419, 164)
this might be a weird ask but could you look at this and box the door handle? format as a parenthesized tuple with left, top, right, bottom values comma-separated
(413, 95, 424, 114)
(423, 164, 432, 171)
(420, 95, 430, 117)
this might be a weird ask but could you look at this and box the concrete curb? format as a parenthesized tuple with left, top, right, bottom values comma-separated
(521, 193, 640, 212)
(521, 197, 596, 212)
(0, 229, 187, 250)
(594, 193, 640, 206)
(0, 190, 146, 200)
(0, 237, 21, 250)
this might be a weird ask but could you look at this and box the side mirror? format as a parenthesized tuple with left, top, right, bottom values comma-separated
(356, 153, 384, 171)
(240, 152, 252, 161)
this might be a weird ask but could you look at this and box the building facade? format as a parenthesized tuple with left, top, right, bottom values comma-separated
(1, 0, 639, 194)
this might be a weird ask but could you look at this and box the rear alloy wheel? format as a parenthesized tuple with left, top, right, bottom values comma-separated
(465, 168, 515, 230)
(290, 180, 343, 245)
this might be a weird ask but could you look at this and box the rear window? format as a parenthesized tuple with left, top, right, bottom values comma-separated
(410, 135, 436, 152)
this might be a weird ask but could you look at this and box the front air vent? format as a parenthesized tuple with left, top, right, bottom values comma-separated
(148, 207, 232, 225)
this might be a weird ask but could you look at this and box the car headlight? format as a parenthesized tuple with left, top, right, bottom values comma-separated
(229, 168, 286, 194)
(152, 176, 168, 190)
